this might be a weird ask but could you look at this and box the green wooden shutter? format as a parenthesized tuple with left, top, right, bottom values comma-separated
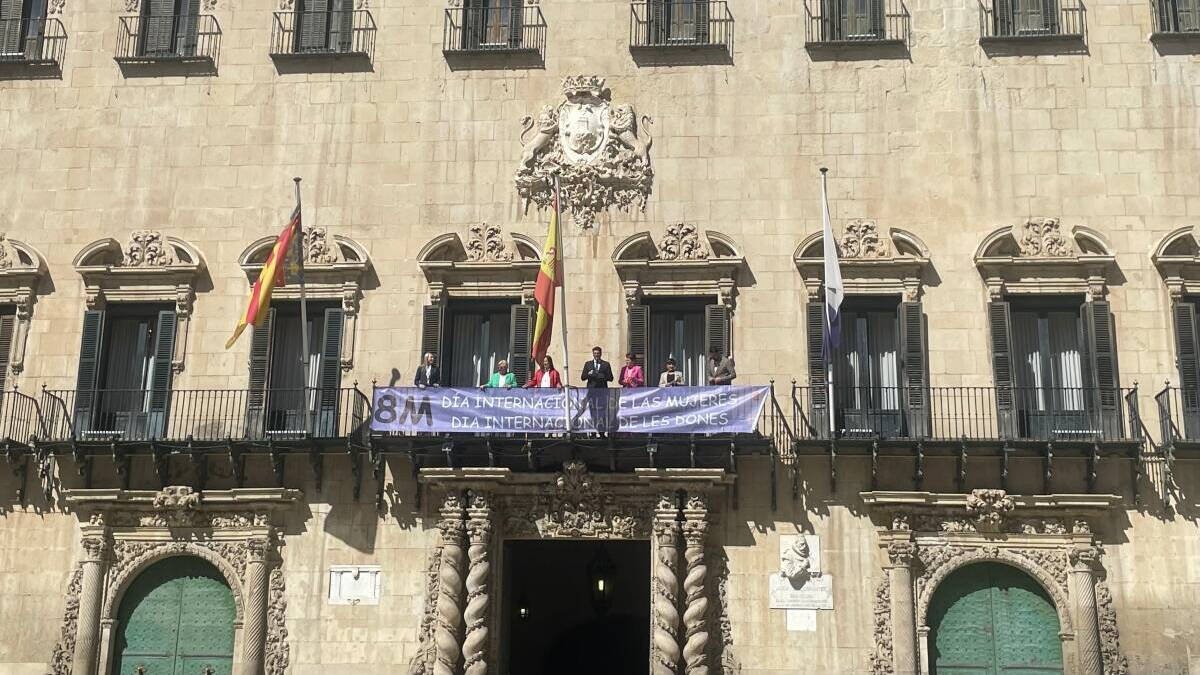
(142, 0, 176, 55)
(317, 307, 344, 436)
(1084, 300, 1120, 439)
(704, 304, 730, 358)
(988, 300, 1015, 439)
(73, 310, 106, 436)
(245, 308, 275, 439)
(421, 304, 444, 368)
(900, 301, 928, 438)
(628, 304, 649, 370)
(146, 310, 177, 439)
(0, 0, 22, 54)
(298, 0, 329, 51)
(509, 303, 533, 386)
(806, 301, 828, 437)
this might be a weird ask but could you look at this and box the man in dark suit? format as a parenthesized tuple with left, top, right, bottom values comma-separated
(577, 346, 615, 434)
(581, 346, 614, 388)
(414, 352, 441, 388)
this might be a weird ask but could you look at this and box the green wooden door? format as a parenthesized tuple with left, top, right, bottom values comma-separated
(114, 557, 236, 675)
(929, 562, 1063, 675)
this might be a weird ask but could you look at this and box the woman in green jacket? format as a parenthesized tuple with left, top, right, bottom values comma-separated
(484, 360, 517, 388)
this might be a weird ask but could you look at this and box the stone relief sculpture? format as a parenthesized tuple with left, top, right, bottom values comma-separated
(47, 566, 83, 675)
(839, 219, 892, 259)
(464, 224, 513, 263)
(658, 223, 710, 261)
(1016, 217, 1073, 258)
(501, 460, 650, 539)
(779, 536, 816, 585)
(963, 489, 1015, 530)
(303, 227, 339, 265)
(123, 231, 177, 267)
(515, 75, 654, 229)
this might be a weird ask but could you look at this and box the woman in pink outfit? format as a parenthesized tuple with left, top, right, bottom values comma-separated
(619, 353, 645, 388)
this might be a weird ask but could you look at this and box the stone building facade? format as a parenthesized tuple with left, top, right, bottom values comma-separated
(0, 0, 1198, 669)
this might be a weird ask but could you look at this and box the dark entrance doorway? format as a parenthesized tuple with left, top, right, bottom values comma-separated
(502, 539, 651, 675)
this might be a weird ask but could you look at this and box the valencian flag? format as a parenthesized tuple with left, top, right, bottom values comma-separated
(225, 202, 302, 349)
(531, 180, 563, 365)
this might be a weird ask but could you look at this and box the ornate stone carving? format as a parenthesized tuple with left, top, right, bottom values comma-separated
(905, 510, 1069, 536)
(435, 494, 466, 675)
(515, 75, 654, 229)
(152, 485, 200, 509)
(46, 0, 64, 13)
(464, 224, 513, 263)
(102, 509, 264, 529)
(870, 577, 893, 675)
(1096, 581, 1128, 675)
(681, 518, 709, 675)
(886, 541, 917, 567)
(840, 219, 891, 259)
(705, 548, 739, 675)
(103, 540, 248, 620)
(652, 518, 681, 675)
(658, 223, 709, 261)
(123, 0, 139, 12)
(304, 227, 338, 265)
(409, 541, 445, 675)
(0, 233, 19, 270)
(780, 536, 815, 583)
(47, 565, 83, 675)
(265, 567, 290, 675)
(501, 461, 650, 539)
(1016, 218, 1072, 258)
(964, 489, 1015, 529)
(462, 493, 493, 675)
(123, 231, 176, 267)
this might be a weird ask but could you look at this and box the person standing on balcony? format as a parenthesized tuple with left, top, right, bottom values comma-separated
(577, 346, 615, 435)
(484, 360, 518, 389)
(526, 355, 563, 388)
(707, 347, 736, 385)
(414, 352, 440, 388)
(659, 358, 684, 386)
(619, 353, 645, 388)
(581, 346, 614, 388)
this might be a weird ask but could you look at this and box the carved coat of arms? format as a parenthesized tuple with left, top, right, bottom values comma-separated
(515, 75, 653, 229)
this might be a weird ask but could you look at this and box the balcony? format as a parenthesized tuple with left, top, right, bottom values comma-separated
(1150, 0, 1200, 48)
(442, 5, 546, 66)
(978, 0, 1085, 48)
(0, 18, 67, 75)
(629, 0, 733, 63)
(1155, 386, 1200, 452)
(802, 0, 910, 51)
(270, 10, 376, 62)
(114, 14, 221, 74)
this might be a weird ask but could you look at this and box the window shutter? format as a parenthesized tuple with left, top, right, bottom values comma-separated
(1040, 0, 1058, 32)
(298, 0, 330, 51)
(330, 0, 353, 51)
(1172, 300, 1200, 437)
(650, 0, 666, 43)
(694, 0, 710, 43)
(836, 0, 850, 38)
(704, 304, 730, 359)
(421, 304, 444, 368)
(1084, 300, 1120, 439)
(0, 0, 22, 54)
(1156, 0, 1175, 30)
(899, 301, 928, 438)
(177, 0, 200, 56)
(73, 310, 106, 436)
(806, 301, 828, 437)
(0, 313, 15, 393)
(1178, 0, 1198, 30)
(145, 310, 177, 438)
(869, 0, 885, 36)
(628, 304, 649, 370)
(994, 0, 1013, 35)
(988, 300, 1015, 438)
(143, 0, 177, 55)
(506, 0, 523, 47)
(508, 303, 533, 386)
(245, 308, 275, 439)
(316, 307, 344, 436)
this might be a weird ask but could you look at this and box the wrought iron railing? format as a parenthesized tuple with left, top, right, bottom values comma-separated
(443, 5, 546, 54)
(115, 14, 221, 62)
(788, 384, 1141, 442)
(629, 1, 733, 49)
(803, 0, 909, 45)
(0, 17, 67, 66)
(39, 387, 370, 442)
(270, 10, 376, 58)
(1151, 0, 1200, 34)
(979, 0, 1084, 39)
(0, 389, 47, 445)
(1155, 386, 1200, 445)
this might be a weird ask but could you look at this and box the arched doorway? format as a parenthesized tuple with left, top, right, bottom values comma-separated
(114, 556, 236, 675)
(928, 562, 1063, 675)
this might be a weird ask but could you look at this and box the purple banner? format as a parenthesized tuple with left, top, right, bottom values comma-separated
(370, 386, 770, 435)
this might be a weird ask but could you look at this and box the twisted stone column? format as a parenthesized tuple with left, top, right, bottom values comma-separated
(886, 541, 918, 675)
(240, 538, 271, 675)
(1070, 547, 1103, 675)
(681, 494, 710, 675)
(435, 492, 467, 675)
(652, 497, 682, 675)
(461, 491, 493, 675)
(71, 535, 108, 675)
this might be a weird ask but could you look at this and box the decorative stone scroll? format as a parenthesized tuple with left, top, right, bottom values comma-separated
(515, 75, 654, 229)
(417, 229, 542, 303)
(613, 229, 745, 308)
(500, 460, 654, 539)
(465, 224, 513, 263)
(840, 219, 892, 260)
(659, 223, 710, 261)
(975, 219, 1116, 299)
(794, 224, 929, 301)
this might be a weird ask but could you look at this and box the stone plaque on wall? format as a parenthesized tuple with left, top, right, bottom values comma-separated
(768, 574, 834, 610)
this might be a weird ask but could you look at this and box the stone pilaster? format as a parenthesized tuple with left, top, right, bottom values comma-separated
(71, 534, 108, 675)
(680, 494, 710, 675)
(434, 491, 467, 675)
(461, 490, 493, 675)
(1070, 546, 1103, 675)
(239, 538, 271, 675)
(652, 494, 682, 675)
(885, 540, 918, 675)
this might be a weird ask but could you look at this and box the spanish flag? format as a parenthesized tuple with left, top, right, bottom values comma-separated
(225, 204, 301, 349)
(531, 181, 562, 365)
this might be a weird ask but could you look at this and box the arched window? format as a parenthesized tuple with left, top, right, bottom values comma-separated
(114, 556, 236, 675)
(928, 562, 1062, 674)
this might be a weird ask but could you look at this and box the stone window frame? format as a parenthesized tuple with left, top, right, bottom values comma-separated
(612, 225, 745, 308)
(237, 228, 370, 372)
(48, 487, 300, 675)
(1151, 226, 1200, 300)
(72, 232, 206, 374)
(974, 218, 1117, 301)
(416, 224, 543, 304)
(793, 220, 931, 301)
(862, 490, 1127, 675)
(0, 234, 48, 377)
(412, 463, 737, 675)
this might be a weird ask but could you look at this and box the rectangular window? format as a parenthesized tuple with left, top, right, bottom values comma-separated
(462, 0, 522, 49)
(1159, 0, 1200, 31)
(1007, 299, 1094, 439)
(0, 0, 47, 56)
(445, 300, 514, 387)
(295, 0, 354, 52)
(834, 298, 902, 437)
(1008, 0, 1058, 34)
(139, 0, 200, 57)
(646, 299, 708, 388)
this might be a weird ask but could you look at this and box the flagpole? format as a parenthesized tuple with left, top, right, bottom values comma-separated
(554, 174, 572, 433)
(820, 167, 836, 437)
(294, 177, 314, 436)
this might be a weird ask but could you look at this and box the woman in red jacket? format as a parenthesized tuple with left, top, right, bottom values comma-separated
(526, 355, 563, 388)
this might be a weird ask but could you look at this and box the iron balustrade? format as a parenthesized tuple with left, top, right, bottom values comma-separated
(443, 5, 546, 54)
(0, 17, 67, 65)
(1155, 386, 1200, 445)
(787, 384, 1140, 442)
(629, 0, 733, 49)
(270, 10, 376, 58)
(0, 389, 47, 445)
(802, 0, 909, 45)
(979, 0, 1084, 40)
(1151, 0, 1200, 34)
(39, 387, 370, 443)
(115, 14, 221, 62)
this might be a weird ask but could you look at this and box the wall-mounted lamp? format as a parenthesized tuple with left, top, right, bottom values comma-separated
(587, 547, 617, 615)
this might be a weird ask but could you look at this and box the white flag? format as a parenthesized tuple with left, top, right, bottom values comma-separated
(821, 170, 843, 356)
